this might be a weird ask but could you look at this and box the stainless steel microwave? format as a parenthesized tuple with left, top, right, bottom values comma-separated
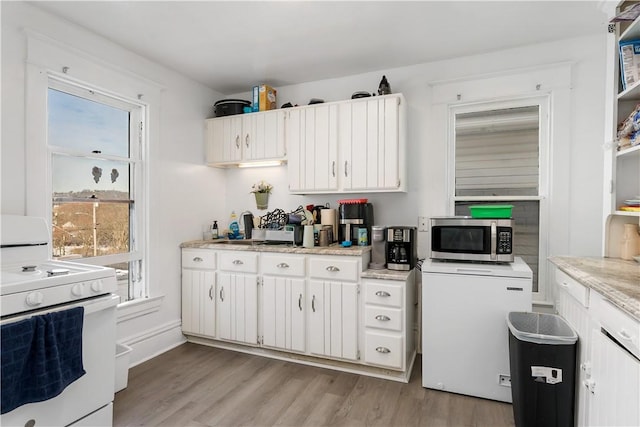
(430, 217, 514, 263)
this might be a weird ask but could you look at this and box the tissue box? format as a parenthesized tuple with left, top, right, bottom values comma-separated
(259, 84, 277, 111)
(620, 39, 640, 90)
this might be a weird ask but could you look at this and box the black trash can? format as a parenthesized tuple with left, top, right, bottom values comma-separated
(507, 312, 578, 427)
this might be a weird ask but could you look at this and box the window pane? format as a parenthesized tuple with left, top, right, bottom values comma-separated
(52, 201, 130, 259)
(455, 106, 539, 197)
(52, 155, 130, 200)
(455, 201, 540, 292)
(48, 88, 130, 157)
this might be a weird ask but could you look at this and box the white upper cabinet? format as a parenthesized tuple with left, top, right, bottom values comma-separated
(339, 95, 404, 192)
(288, 93, 406, 194)
(287, 103, 339, 193)
(206, 110, 286, 167)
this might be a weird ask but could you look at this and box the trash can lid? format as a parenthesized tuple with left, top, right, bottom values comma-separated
(507, 312, 577, 345)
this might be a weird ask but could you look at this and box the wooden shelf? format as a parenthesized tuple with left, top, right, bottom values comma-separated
(616, 144, 640, 157)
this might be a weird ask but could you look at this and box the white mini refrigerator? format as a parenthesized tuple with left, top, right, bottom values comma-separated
(421, 257, 532, 402)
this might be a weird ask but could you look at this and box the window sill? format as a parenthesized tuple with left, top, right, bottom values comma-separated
(117, 294, 164, 323)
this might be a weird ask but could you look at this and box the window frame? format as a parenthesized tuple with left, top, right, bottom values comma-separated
(47, 77, 147, 301)
(447, 95, 551, 299)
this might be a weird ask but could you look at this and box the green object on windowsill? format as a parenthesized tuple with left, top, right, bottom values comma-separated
(469, 205, 514, 219)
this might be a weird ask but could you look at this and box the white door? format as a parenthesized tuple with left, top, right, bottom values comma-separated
(216, 272, 258, 344)
(206, 117, 243, 164)
(287, 105, 338, 192)
(340, 96, 400, 191)
(181, 269, 215, 337)
(308, 280, 358, 360)
(587, 328, 640, 426)
(246, 110, 286, 161)
(262, 276, 305, 352)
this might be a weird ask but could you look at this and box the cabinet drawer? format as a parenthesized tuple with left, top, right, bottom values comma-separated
(364, 280, 403, 308)
(591, 291, 640, 359)
(364, 306, 402, 331)
(364, 331, 403, 370)
(182, 249, 216, 269)
(218, 251, 258, 273)
(261, 253, 305, 277)
(555, 269, 589, 308)
(309, 257, 359, 282)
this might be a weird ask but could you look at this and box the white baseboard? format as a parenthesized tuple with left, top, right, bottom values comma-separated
(119, 319, 185, 367)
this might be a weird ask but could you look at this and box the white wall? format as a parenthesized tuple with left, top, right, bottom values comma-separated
(227, 34, 607, 262)
(2, 1, 607, 364)
(1, 2, 226, 365)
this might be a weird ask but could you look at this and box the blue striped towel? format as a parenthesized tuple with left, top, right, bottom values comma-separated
(1, 306, 86, 414)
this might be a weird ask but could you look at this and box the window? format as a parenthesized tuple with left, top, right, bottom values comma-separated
(451, 99, 549, 292)
(47, 78, 146, 302)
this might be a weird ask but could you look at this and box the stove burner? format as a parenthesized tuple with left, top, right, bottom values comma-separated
(47, 268, 70, 277)
(22, 265, 37, 272)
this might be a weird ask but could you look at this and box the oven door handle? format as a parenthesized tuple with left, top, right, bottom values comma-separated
(1, 294, 119, 325)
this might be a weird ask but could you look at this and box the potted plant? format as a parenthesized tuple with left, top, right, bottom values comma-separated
(250, 180, 273, 210)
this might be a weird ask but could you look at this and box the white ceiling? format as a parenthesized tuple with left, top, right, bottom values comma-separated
(30, 1, 610, 95)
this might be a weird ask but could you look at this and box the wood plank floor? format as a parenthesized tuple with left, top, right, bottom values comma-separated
(114, 343, 515, 427)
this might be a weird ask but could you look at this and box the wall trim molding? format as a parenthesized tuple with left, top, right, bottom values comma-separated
(119, 319, 185, 368)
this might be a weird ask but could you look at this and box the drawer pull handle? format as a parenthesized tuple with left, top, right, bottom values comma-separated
(332, 161, 336, 177)
(245, 134, 250, 148)
(375, 347, 391, 354)
(209, 285, 213, 300)
(617, 330, 633, 341)
(219, 287, 224, 302)
(232, 259, 244, 265)
(375, 291, 391, 297)
(326, 266, 340, 272)
(560, 281, 569, 288)
(298, 293, 303, 311)
(375, 315, 391, 321)
(277, 263, 290, 269)
(193, 257, 203, 262)
(311, 295, 316, 312)
(344, 161, 348, 177)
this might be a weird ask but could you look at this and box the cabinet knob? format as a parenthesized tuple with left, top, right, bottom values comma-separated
(375, 315, 391, 322)
(232, 259, 244, 265)
(332, 161, 336, 177)
(219, 287, 224, 302)
(277, 263, 289, 269)
(311, 295, 316, 312)
(344, 161, 348, 177)
(209, 285, 213, 300)
(325, 266, 340, 272)
(375, 347, 391, 354)
(193, 257, 203, 262)
(375, 291, 391, 297)
(245, 134, 250, 148)
(235, 135, 240, 148)
(298, 293, 303, 311)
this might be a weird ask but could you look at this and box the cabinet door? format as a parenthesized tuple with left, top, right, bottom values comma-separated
(587, 328, 640, 426)
(340, 95, 401, 191)
(287, 105, 338, 193)
(181, 269, 216, 337)
(244, 110, 286, 161)
(216, 272, 258, 344)
(206, 116, 243, 165)
(262, 276, 305, 352)
(308, 280, 358, 361)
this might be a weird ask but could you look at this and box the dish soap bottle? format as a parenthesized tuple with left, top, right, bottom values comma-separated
(228, 211, 240, 240)
(211, 221, 219, 239)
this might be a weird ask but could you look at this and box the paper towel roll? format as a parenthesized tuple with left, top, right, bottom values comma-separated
(321, 209, 337, 242)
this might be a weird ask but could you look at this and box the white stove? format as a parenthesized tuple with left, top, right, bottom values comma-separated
(1, 214, 119, 426)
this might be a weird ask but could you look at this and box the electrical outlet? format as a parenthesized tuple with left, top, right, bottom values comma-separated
(418, 216, 428, 232)
(498, 374, 511, 387)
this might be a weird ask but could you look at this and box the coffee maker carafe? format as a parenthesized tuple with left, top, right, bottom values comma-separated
(386, 226, 416, 271)
(338, 201, 374, 245)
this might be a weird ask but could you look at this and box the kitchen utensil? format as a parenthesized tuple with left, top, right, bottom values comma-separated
(213, 99, 251, 117)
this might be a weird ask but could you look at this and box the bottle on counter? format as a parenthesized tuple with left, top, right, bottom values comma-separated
(228, 211, 240, 240)
(211, 221, 219, 239)
(620, 223, 640, 260)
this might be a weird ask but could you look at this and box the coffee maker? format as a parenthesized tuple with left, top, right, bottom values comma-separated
(338, 201, 374, 245)
(386, 226, 417, 271)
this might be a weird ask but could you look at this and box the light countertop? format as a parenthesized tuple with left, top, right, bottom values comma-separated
(181, 239, 371, 256)
(549, 256, 640, 321)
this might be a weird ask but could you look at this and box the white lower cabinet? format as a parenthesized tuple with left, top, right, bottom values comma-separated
(181, 247, 413, 380)
(553, 264, 640, 427)
(308, 280, 359, 361)
(181, 249, 217, 337)
(362, 273, 414, 371)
